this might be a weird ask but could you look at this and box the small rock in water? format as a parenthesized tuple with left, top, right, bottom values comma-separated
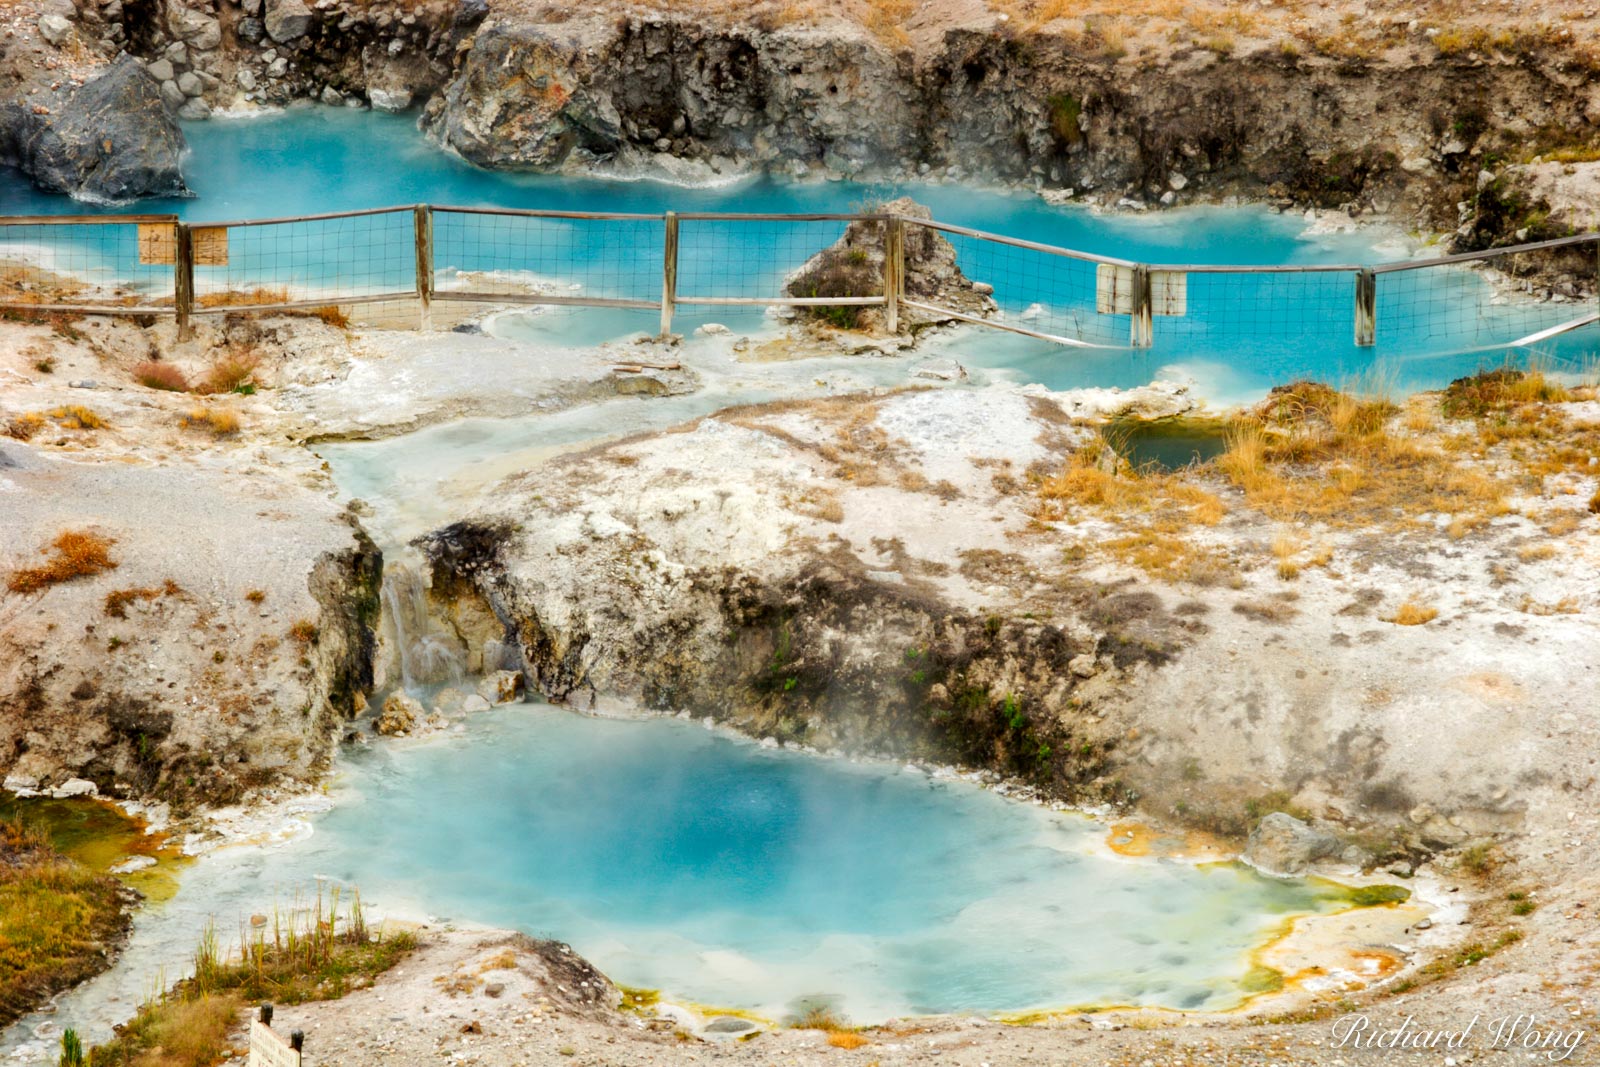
(250, 913, 269, 927)
(702, 1016, 757, 1035)
(109, 855, 158, 874)
(910, 359, 967, 382)
(476, 670, 524, 706)
(53, 778, 99, 798)
(460, 694, 491, 713)
(375, 692, 422, 735)
(694, 322, 731, 337)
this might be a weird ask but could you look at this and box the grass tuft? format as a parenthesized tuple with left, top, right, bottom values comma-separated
(132, 361, 190, 393)
(198, 351, 261, 396)
(0, 819, 129, 1031)
(179, 406, 241, 437)
(90, 886, 414, 1067)
(47, 406, 107, 431)
(1385, 599, 1438, 626)
(7, 531, 118, 594)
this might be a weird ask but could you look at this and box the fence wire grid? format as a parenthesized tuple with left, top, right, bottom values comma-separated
(0, 205, 1595, 368)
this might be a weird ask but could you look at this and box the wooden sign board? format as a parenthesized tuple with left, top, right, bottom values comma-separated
(193, 227, 229, 266)
(1094, 264, 1187, 317)
(136, 224, 229, 267)
(137, 224, 175, 266)
(248, 1021, 301, 1067)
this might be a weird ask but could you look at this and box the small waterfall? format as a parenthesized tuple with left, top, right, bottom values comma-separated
(379, 561, 467, 691)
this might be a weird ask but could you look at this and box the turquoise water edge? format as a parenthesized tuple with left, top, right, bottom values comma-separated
(2, 106, 1594, 397)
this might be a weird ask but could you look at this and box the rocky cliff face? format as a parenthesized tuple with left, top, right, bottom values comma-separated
(414, 15, 1600, 231)
(22, 0, 1600, 234)
(0, 52, 186, 201)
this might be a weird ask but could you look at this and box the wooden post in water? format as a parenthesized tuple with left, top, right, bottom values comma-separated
(174, 223, 195, 339)
(414, 204, 433, 331)
(1354, 268, 1377, 347)
(883, 217, 904, 334)
(1129, 265, 1153, 347)
(659, 211, 679, 339)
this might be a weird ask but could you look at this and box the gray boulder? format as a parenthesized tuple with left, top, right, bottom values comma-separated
(265, 0, 312, 42)
(0, 55, 187, 202)
(166, 5, 220, 49)
(1243, 812, 1343, 875)
(38, 14, 74, 47)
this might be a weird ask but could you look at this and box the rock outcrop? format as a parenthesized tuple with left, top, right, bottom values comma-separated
(419, 388, 1204, 801)
(1243, 813, 1343, 875)
(0, 359, 380, 809)
(785, 196, 998, 331)
(0, 55, 186, 202)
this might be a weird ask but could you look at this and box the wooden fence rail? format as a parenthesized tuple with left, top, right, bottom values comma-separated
(0, 205, 1595, 351)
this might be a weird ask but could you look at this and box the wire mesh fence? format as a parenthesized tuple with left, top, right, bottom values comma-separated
(1375, 247, 1600, 355)
(676, 214, 881, 306)
(0, 215, 178, 313)
(903, 219, 1126, 346)
(0, 205, 1595, 367)
(190, 207, 418, 313)
(431, 207, 663, 308)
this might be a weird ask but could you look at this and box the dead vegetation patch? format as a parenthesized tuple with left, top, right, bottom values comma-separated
(1024, 373, 1596, 585)
(7, 531, 118, 594)
(104, 580, 184, 619)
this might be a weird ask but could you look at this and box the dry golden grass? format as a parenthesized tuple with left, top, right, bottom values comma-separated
(1033, 437, 1234, 583)
(7, 531, 118, 594)
(0, 263, 86, 304)
(3, 413, 46, 441)
(828, 1031, 871, 1049)
(179, 406, 241, 437)
(197, 351, 261, 396)
(1271, 528, 1303, 579)
(1216, 382, 1509, 536)
(1385, 599, 1438, 626)
(310, 304, 350, 327)
(132, 360, 190, 392)
(1520, 595, 1580, 616)
(47, 405, 106, 430)
(104, 580, 183, 619)
(196, 286, 290, 309)
(863, 0, 911, 48)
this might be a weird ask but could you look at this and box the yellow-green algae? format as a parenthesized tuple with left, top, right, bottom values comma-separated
(0, 795, 188, 902)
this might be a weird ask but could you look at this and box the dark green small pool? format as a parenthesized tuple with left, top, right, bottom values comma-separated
(1104, 418, 1231, 471)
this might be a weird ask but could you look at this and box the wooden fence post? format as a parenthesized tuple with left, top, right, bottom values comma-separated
(659, 211, 678, 339)
(883, 216, 904, 334)
(1129, 265, 1153, 347)
(1354, 268, 1376, 347)
(174, 222, 194, 339)
(414, 204, 433, 331)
